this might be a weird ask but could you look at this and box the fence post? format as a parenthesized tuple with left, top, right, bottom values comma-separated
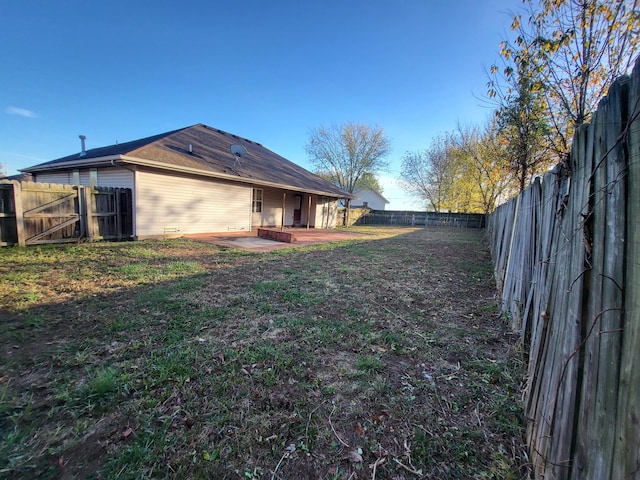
(84, 186, 95, 241)
(12, 181, 25, 246)
(345, 199, 351, 227)
(77, 186, 87, 239)
(115, 188, 122, 240)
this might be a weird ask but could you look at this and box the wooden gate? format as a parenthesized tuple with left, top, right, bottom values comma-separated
(0, 181, 132, 246)
(84, 187, 133, 242)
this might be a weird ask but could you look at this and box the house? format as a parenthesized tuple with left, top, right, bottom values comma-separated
(0, 172, 33, 182)
(350, 188, 389, 210)
(22, 124, 351, 238)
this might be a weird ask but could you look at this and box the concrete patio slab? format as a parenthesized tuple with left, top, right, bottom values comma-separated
(185, 228, 367, 252)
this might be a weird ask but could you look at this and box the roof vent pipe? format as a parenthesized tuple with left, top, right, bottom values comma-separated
(79, 135, 87, 156)
(189, 144, 193, 154)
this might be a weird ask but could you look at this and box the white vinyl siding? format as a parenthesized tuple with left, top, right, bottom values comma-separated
(252, 187, 299, 228)
(33, 167, 133, 189)
(351, 189, 388, 210)
(314, 197, 338, 228)
(34, 170, 83, 185)
(136, 169, 251, 237)
(297, 194, 316, 227)
(96, 168, 134, 189)
(251, 190, 337, 228)
(33, 167, 339, 234)
(33, 171, 75, 185)
(79, 170, 91, 185)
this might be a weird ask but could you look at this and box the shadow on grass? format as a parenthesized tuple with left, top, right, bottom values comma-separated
(0, 227, 528, 480)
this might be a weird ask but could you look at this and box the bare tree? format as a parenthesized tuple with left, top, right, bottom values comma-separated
(401, 125, 519, 214)
(305, 122, 391, 194)
(497, 0, 640, 159)
(399, 135, 459, 212)
(315, 170, 384, 195)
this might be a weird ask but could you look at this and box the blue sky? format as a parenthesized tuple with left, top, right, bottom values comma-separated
(1, 0, 519, 210)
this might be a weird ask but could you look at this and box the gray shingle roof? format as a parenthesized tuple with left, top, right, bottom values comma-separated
(23, 124, 351, 198)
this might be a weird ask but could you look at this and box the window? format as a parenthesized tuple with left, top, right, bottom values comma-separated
(252, 188, 263, 213)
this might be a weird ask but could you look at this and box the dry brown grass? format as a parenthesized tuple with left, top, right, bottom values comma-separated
(0, 227, 528, 479)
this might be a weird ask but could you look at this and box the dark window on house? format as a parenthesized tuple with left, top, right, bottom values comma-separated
(253, 188, 263, 213)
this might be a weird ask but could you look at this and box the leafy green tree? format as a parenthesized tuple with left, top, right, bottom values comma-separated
(354, 172, 384, 194)
(305, 122, 391, 194)
(453, 121, 518, 212)
(401, 124, 518, 214)
(488, 52, 553, 191)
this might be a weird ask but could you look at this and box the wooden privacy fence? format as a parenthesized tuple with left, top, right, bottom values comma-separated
(0, 181, 132, 246)
(350, 209, 486, 228)
(487, 60, 640, 479)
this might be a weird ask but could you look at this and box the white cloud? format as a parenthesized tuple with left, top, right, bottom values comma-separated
(5, 106, 39, 118)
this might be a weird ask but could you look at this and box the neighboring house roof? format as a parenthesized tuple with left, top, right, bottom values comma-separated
(1, 172, 33, 182)
(22, 123, 351, 198)
(353, 188, 390, 204)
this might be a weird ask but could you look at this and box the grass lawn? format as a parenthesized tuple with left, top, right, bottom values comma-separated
(0, 226, 528, 479)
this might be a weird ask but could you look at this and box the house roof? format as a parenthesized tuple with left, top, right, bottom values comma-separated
(1, 172, 33, 182)
(353, 188, 390, 204)
(22, 124, 351, 198)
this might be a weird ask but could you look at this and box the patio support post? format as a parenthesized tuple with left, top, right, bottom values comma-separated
(281, 192, 286, 231)
(346, 198, 351, 227)
(306, 195, 311, 229)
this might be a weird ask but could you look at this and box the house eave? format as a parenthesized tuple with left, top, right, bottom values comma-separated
(21, 155, 122, 172)
(118, 157, 351, 198)
(24, 154, 351, 199)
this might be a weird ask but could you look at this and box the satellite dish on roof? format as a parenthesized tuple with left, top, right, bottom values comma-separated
(229, 144, 247, 170)
(230, 144, 247, 158)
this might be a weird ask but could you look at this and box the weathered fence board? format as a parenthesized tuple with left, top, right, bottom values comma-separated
(612, 62, 640, 479)
(487, 197, 517, 293)
(21, 183, 80, 245)
(0, 181, 132, 246)
(487, 59, 640, 479)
